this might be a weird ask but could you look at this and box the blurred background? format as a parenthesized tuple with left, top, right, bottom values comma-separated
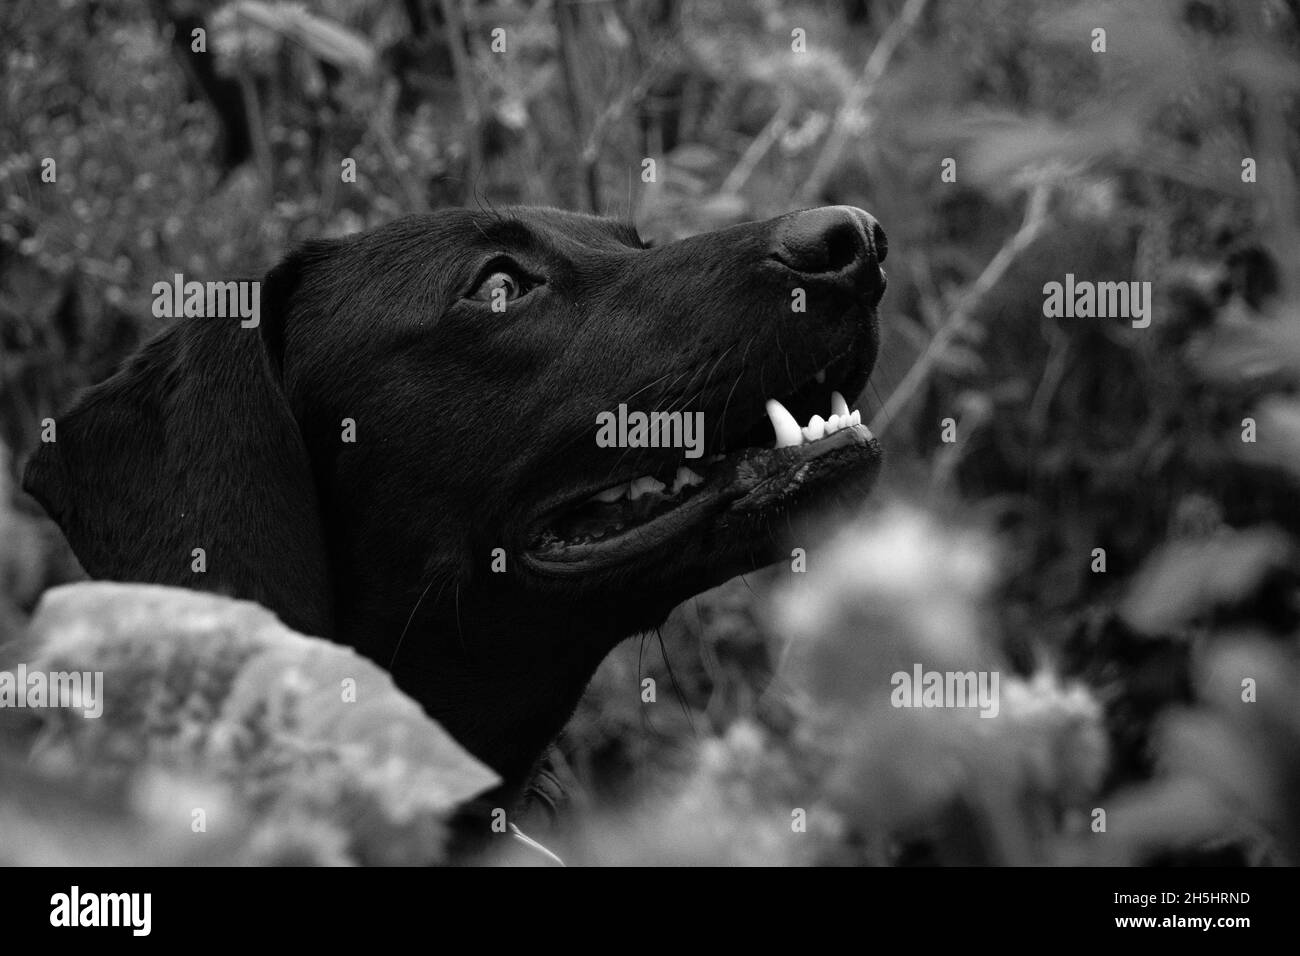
(2, 0, 1299, 865)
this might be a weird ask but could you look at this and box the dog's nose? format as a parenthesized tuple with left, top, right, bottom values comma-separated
(770, 206, 887, 286)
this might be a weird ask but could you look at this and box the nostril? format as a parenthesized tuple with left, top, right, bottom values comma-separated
(821, 220, 862, 273)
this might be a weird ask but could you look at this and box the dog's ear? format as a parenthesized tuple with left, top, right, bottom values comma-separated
(22, 259, 334, 639)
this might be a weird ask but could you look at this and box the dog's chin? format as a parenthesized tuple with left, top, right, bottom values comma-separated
(519, 321, 883, 583)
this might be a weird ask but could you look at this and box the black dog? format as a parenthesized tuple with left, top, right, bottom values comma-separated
(23, 205, 886, 800)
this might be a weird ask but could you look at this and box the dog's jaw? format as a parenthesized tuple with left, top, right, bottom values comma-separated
(521, 422, 883, 578)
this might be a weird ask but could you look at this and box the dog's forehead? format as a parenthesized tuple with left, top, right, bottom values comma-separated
(431, 206, 643, 253)
(510, 206, 642, 245)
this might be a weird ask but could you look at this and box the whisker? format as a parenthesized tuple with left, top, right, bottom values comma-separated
(390, 566, 454, 668)
(637, 631, 658, 735)
(655, 625, 696, 736)
(454, 581, 467, 656)
(868, 380, 890, 433)
(716, 338, 755, 447)
(603, 362, 708, 482)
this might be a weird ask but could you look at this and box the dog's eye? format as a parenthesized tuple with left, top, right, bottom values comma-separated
(467, 270, 528, 303)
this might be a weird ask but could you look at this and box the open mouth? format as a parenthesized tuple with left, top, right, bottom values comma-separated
(524, 353, 883, 574)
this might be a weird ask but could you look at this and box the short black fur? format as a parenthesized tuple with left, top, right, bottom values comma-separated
(24, 205, 887, 804)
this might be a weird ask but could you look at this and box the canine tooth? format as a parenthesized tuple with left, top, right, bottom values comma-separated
(831, 391, 850, 418)
(766, 399, 804, 449)
(628, 476, 665, 500)
(848, 409, 862, 426)
(593, 483, 628, 503)
(825, 414, 841, 434)
(672, 466, 705, 493)
(814, 369, 827, 384)
(802, 414, 826, 442)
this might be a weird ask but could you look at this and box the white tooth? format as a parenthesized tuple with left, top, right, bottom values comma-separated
(848, 409, 862, 426)
(672, 466, 705, 493)
(628, 476, 665, 500)
(593, 483, 629, 503)
(825, 414, 841, 434)
(831, 391, 850, 418)
(766, 398, 804, 448)
(802, 414, 826, 442)
(814, 369, 827, 384)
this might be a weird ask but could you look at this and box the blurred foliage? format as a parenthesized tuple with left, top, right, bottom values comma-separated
(3, 0, 1300, 864)
(0, 583, 499, 865)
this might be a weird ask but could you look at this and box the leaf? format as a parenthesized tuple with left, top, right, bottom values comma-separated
(230, 1, 376, 74)
(1121, 529, 1292, 634)
(666, 143, 722, 173)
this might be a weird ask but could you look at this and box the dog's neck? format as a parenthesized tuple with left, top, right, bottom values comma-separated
(310, 467, 684, 799)
(336, 589, 668, 799)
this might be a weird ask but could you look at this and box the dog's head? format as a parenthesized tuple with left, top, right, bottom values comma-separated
(268, 206, 883, 606)
(24, 205, 886, 774)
